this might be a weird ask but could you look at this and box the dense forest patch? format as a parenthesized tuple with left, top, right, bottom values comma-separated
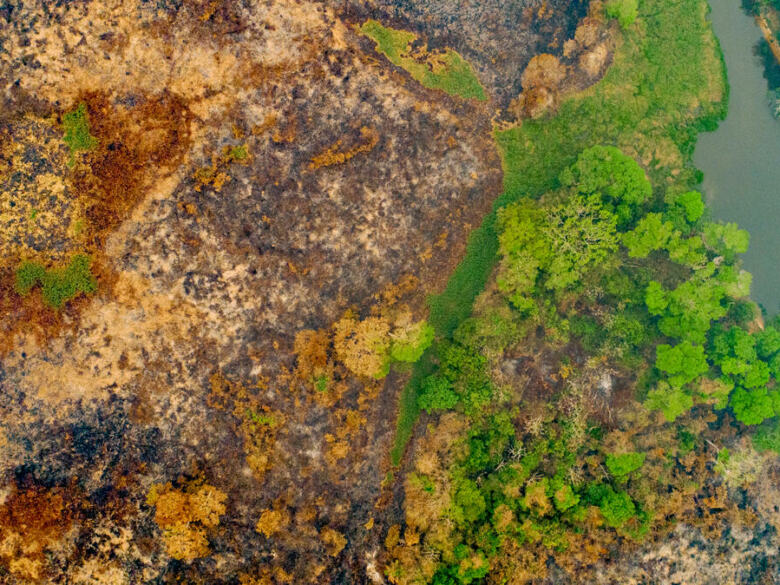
(384, 0, 779, 582)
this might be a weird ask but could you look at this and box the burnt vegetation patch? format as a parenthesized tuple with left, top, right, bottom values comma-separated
(0, 91, 193, 352)
(71, 91, 193, 249)
(338, 0, 591, 107)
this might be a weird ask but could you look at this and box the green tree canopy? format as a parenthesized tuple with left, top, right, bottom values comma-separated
(655, 341, 709, 387)
(644, 382, 694, 421)
(559, 145, 651, 226)
(605, 452, 646, 478)
(646, 278, 727, 344)
(622, 213, 674, 257)
(730, 386, 778, 426)
(703, 222, 749, 260)
(598, 488, 637, 528)
(497, 194, 618, 310)
(665, 190, 705, 229)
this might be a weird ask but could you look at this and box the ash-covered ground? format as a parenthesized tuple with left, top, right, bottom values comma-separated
(1, 1, 775, 584)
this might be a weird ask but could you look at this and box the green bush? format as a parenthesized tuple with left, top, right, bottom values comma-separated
(605, 0, 639, 29)
(14, 254, 98, 308)
(606, 452, 646, 478)
(752, 418, 780, 453)
(62, 102, 98, 166)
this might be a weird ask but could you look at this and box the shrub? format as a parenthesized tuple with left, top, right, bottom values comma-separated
(62, 102, 98, 166)
(14, 254, 98, 308)
(605, 0, 639, 29)
(605, 452, 646, 478)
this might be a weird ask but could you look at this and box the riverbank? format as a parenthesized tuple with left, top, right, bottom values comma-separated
(756, 11, 780, 64)
(693, 0, 780, 315)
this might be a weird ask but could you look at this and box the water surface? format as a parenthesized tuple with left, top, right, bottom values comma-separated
(694, 0, 780, 314)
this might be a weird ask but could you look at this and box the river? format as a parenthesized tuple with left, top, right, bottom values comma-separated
(694, 0, 780, 315)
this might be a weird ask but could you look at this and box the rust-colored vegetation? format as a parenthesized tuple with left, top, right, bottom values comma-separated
(0, 91, 193, 353)
(147, 481, 227, 561)
(308, 126, 379, 170)
(72, 92, 192, 248)
(0, 484, 77, 582)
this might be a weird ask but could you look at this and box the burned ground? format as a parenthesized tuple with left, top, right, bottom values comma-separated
(336, 0, 590, 108)
(2, 0, 777, 584)
(0, 0, 517, 582)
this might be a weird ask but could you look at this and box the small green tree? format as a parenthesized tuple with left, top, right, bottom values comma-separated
(497, 194, 618, 308)
(730, 386, 777, 426)
(715, 265, 752, 298)
(559, 145, 651, 226)
(755, 326, 780, 360)
(606, 452, 646, 478)
(452, 478, 487, 525)
(418, 375, 459, 413)
(553, 484, 580, 512)
(752, 418, 780, 453)
(665, 235, 706, 267)
(665, 190, 705, 229)
(647, 278, 726, 344)
(599, 489, 636, 528)
(390, 320, 435, 363)
(703, 222, 749, 260)
(622, 213, 674, 257)
(605, 0, 639, 29)
(644, 382, 693, 421)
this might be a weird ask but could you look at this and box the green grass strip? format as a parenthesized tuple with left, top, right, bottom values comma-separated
(360, 19, 487, 101)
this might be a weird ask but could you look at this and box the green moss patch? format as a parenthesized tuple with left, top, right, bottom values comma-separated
(62, 103, 98, 166)
(14, 254, 98, 308)
(359, 20, 487, 101)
